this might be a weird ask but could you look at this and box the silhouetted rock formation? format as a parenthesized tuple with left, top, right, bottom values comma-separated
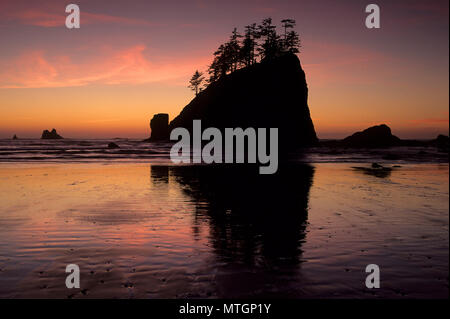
(342, 124, 400, 148)
(108, 142, 120, 149)
(41, 129, 63, 139)
(12, 134, 18, 140)
(431, 134, 449, 152)
(166, 53, 317, 149)
(147, 113, 169, 141)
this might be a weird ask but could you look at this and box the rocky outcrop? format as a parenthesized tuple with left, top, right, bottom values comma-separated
(167, 53, 317, 149)
(108, 142, 120, 149)
(148, 113, 169, 141)
(431, 134, 449, 152)
(12, 134, 18, 140)
(41, 129, 63, 139)
(342, 124, 400, 148)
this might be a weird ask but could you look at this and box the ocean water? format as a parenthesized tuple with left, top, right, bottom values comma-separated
(0, 138, 447, 164)
(0, 139, 173, 162)
(0, 139, 448, 298)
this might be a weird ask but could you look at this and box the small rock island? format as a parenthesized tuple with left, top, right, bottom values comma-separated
(342, 124, 401, 148)
(108, 142, 120, 149)
(41, 129, 63, 139)
(147, 113, 169, 142)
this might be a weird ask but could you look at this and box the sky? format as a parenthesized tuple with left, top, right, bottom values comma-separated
(0, 0, 448, 139)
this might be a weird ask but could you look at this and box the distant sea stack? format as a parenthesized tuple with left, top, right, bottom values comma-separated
(342, 124, 400, 148)
(12, 134, 18, 140)
(149, 53, 317, 148)
(41, 129, 63, 139)
(147, 113, 169, 141)
(432, 134, 449, 152)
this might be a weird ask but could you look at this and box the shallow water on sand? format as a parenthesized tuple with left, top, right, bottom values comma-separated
(0, 162, 448, 298)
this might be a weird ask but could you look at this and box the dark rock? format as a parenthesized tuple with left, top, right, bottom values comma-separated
(108, 142, 120, 149)
(353, 165, 393, 178)
(393, 134, 449, 149)
(41, 129, 63, 139)
(167, 53, 318, 150)
(431, 134, 449, 151)
(435, 134, 449, 145)
(12, 134, 18, 140)
(148, 113, 169, 141)
(342, 124, 400, 148)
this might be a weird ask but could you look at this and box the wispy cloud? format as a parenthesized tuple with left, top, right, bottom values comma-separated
(6, 9, 158, 28)
(0, 45, 211, 88)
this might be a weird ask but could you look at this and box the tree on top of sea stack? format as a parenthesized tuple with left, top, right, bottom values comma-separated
(281, 19, 301, 54)
(188, 70, 204, 96)
(257, 18, 282, 60)
(241, 23, 259, 67)
(191, 17, 301, 89)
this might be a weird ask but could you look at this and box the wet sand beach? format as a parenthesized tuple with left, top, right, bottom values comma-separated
(0, 162, 447, 298)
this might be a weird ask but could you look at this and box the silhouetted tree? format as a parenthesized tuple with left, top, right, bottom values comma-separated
(207, 59, 220, 84)
(207, 44, 228, 83)
(228, 28, 242, 71)
(240, 23, 258, 66)
(257, 18, 282, 60)
(285, 30, 300, 53)
(188, 70, 204, 96)
(281, 19, 295, 40)
(207, 59, 219, 84)
(207, 29, 242, 82)
(281, 19, 300, 53)
(204, 17, 301, 86)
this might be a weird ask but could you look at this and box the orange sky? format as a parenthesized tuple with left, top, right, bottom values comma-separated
(0, 0, 448, 139)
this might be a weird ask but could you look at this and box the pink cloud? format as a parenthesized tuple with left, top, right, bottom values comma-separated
(7, 9, 158, 28)
(0, 45, 211, 88)
(83, 12, 158, 27)
(13, 10, 63, 27)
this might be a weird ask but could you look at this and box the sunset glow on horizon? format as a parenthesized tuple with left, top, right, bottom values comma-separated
(0, 0, 448, 139)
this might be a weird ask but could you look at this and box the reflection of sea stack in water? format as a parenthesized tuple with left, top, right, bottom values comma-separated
(146, 113, 169, 142)
(149, 53, 317, 148)
(168, 163, 314, 292)
(342, 124, 400, 148)
(41, 129, 63, 139)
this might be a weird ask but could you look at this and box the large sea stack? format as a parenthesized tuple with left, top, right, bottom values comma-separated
(150, 53, 317, 149)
